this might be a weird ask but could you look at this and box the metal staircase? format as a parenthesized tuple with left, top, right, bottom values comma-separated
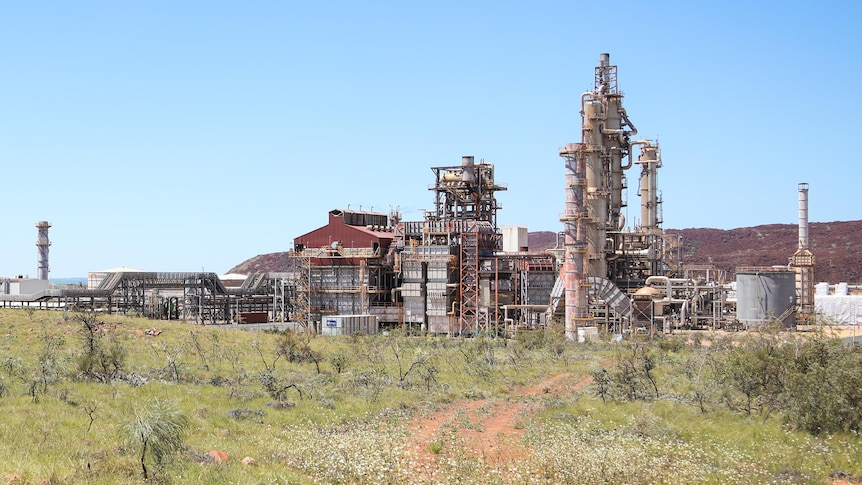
(587, 276, 631, 319)
(546, 275, 632, 323)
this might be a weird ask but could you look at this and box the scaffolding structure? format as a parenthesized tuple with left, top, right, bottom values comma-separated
(791, 183, 815, 323)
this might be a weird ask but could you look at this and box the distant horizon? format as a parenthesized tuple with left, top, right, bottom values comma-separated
(15, 218, 861, 279)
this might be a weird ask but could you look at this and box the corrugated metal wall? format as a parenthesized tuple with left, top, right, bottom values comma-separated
(401, 261, 425, 324)
(426, 259, 452, 333)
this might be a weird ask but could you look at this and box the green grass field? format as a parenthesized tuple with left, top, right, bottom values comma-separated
(0, 309, 859, 484)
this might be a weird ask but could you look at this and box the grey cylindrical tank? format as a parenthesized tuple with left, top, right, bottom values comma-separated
(736, 270, 796, 326)
(461, 155, 476, 183)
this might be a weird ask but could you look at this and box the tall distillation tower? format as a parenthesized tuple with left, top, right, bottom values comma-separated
(790, 183, 815, 323)
(581, 53, 638, 278)
(559, 53, 639, 340)
(36, 221, 51, 280)
(631, 141, 664, 278)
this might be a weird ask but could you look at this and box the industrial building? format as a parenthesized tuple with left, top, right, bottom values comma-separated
(1, 54, 856, 338)
(289, 156, 556, 335)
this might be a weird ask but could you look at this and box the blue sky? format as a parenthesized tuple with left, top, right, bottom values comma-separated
(2, 1, 859, 277)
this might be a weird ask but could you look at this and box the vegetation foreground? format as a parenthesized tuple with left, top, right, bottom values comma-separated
(0, 308, 860, 484)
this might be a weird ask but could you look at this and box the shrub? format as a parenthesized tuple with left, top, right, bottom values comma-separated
(76, 311, 126, 381)
(428, 440, 443, 454)
(120, 398, 189, 480)
(782, 338, 862, 434)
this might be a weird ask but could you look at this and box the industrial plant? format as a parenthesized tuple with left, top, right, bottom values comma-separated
(2, 54, 859, 337)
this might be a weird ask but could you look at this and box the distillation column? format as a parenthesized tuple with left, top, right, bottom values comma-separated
(637, 143, 660, 233)
(791, 183, 814, 323)
(581, 53, 637, 278)
(635, 142, 663, 275)
(582, 93, 608, 277)
(597, 53, 635, 232)
(36, 221, 51, 280)
(560, 144, 589, 340)
(557, 53, 645, 338)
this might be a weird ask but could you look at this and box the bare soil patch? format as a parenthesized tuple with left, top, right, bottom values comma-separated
(405, 373, 591, 478)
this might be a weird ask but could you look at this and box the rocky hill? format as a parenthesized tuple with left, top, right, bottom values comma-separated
(668, 221, 862, 283)
(228, 251, 301, 275)
(229, 221, 862, 284)
(528, 221, 862, 284)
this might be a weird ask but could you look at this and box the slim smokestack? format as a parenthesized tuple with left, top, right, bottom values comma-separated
(599, 53, 610, 67)
(36, 221, 51, 280)
(792, 183, 814, 323)
(798, 183, 809, 250)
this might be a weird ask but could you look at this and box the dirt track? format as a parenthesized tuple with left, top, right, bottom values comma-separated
(405, 373, 591, 479)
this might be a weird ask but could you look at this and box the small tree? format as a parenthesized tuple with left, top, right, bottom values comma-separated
(782, 336, 862, 434)
(713, 329, 790, 419)
(275, 330, 322, 373)
(77, 311, 126, 381)
(22, 306, 37, 321)
(35, 329, 66, 400)
(328, 349, 350, 374)
(120, 399, 189, 480)
(2, 328, 67, 402)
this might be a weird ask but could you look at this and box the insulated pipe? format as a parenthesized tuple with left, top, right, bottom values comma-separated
(615, 146, 634, 170)
(628, 140, 651, 175)
(646, 275, 671, 298)
(646, 276, 699, 304)
(621, 109, 637, 137)
(579, 92, 593, 145)
(681, 300, 688, 327)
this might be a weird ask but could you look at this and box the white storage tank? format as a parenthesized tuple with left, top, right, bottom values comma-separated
(736, 270, 797, 327)
(836, 282, 850, 296)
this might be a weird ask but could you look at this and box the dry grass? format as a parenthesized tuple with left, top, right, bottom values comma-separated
(0, 309, 859, 484)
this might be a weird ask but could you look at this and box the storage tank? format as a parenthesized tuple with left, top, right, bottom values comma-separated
(736, 270, 797, 327)
(836, 282, 849, 296)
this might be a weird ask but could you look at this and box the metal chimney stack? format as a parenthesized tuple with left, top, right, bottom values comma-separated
(798, 183, 809, 250)
(791, 183, 814, 323)
(36, 221, 51, 280)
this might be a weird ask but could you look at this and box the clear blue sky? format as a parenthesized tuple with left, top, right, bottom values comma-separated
(2, 1, 859, 278)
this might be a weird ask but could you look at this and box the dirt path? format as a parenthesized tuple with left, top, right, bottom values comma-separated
(405, 373, 591, 478)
